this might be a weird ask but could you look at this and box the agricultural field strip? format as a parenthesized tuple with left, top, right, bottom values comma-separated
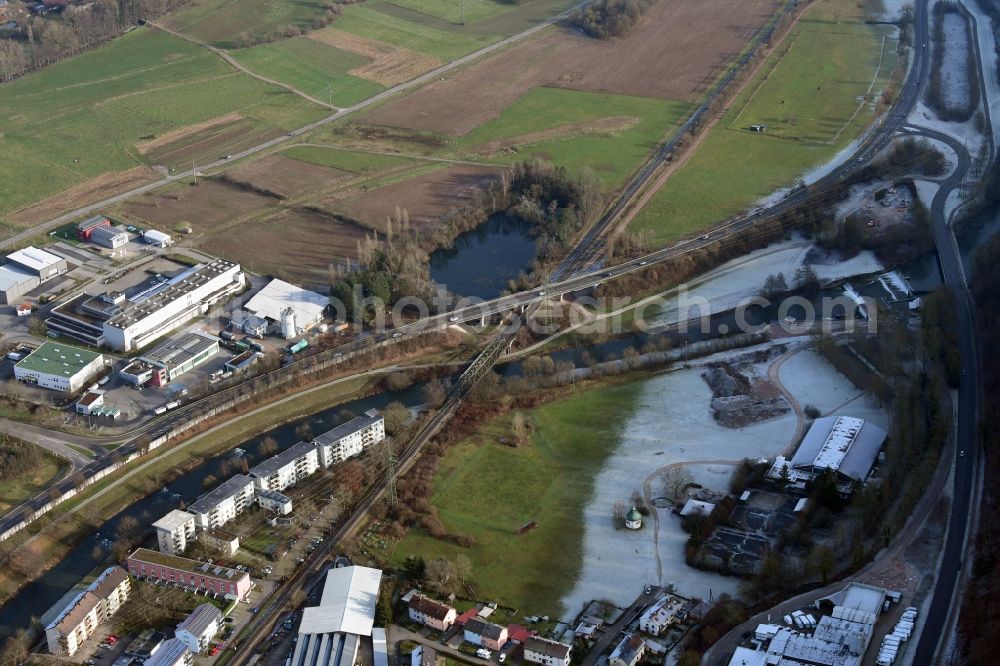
(149, 22, 332, 108)
(5, 0, 592, 240)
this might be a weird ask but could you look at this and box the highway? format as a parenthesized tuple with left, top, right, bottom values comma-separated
(907, 125, 981, 665)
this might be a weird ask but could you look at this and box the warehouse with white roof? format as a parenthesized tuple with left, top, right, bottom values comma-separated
(244, 278, 329, 339)
(0, 246, 68, 303)
(768, 416, 887, 492)
(291, 566, 382, 666)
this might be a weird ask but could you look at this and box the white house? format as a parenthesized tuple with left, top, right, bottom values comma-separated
(609, 635, 644, 666)
(186, 474, 255, 530)
(15, 342, 105, 392)
(639, 595, 684, 636)
(153, 509, 197, 555)
(249, 440, 320, 492)
(256, 487, 293, 515)
(313, 410, 386, 467)
(144, 638, 192, 666)
(524, 636, 572, 666)
(407, 593, 457, 631)
(175, 603, 222, 654)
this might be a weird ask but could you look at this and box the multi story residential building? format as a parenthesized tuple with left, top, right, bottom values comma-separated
(464, 618, 508, 651)
(524, 637, 573, 666)
(144, 638, 192, 666)
(45, 566, 131, 656)
(175, 603, 223, 654)
(153, 509, 197, 555)
(126, 548, 252, 601)
(186, 474, 255, 530)
(312, 410, 386, 467)
(249, 440, 320, 493)
(256, 487, 293, 515)
(407, 593, 457, 631)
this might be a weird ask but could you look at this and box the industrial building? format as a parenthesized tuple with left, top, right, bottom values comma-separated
(249, 440, 321, 493)
(313, 410, 386, 467)
(138, 332, 220, 387)
(256, 487, 293, 515)
(768, 416, 888, 493)
(291, 566, 382, 666)
(143, 229, 173, 247)
(727, 583, 887, 666)
(186, 474, 255, 530)
(524, 637, 573, 666)
(7, 246, 67, 280)
(244, 278, 329, 339)
(225, 349, 259, 374)
(75, 391, 104, 415)
(126, 548, 252, 601)
(175, 603, 223, 654)
(76, 215, 111, 241)
(46, 291, 121, 347)
(153, 509, 198, 555)
(14, 341, 105, 392)
(0, 245, 67, 303)
(144, 638, 192, 666)
(45, 566, 130, 656)
(104, 259, 245, 351)
(90, 224, 130, 249)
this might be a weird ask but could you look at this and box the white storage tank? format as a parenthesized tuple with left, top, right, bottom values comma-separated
(280, 306, 297, 339)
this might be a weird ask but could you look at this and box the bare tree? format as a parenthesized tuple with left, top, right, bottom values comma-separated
(660, 466, 694, 500)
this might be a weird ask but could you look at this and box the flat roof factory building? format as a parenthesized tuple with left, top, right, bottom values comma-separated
(14, 341, 105, 392)
(138, 332, 219, 387)
(768, 416, 887, 493)
(103, 259, 244, 351)
(0, 246, 67, 303)
(244, 278, 329, 339)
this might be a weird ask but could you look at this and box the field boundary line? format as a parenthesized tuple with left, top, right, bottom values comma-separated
(147, 21, 333, 109)
(726, 30, 803, 130)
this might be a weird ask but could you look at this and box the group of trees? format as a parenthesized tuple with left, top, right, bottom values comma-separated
(401, 554, 473, 596)
(0, 0, 191, 82)
(569, 0, 654, 40)
(0, 436, 42, 480)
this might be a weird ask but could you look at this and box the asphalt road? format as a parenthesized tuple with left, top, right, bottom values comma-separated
(4, 0, 594, 244)
(907, 127, 981, 665)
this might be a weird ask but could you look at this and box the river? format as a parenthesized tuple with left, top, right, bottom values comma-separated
(0, 382, 427, 639)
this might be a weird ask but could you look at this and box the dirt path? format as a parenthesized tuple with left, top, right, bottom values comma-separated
(290, 142, 496, 167)
(148, 22, 332, 109)
(767, 348, 807, 455)
(642, 459, 743, 583)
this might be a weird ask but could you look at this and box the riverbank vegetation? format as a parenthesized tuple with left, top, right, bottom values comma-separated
(0, 438, 67, 515)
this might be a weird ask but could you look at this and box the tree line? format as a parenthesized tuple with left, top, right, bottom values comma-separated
(0, 435, 42, 480)
(569, 0, 654, 40)
(0, 0, 192, 83)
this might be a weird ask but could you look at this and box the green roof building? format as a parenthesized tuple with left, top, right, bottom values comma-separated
(14, 342, 105, 392)
(625, 506, 643, 530)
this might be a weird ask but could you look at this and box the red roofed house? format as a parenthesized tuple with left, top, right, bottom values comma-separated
(408, 593, 457, 631)
(507, 624, 533, 644)
(455, 607, 479, 626)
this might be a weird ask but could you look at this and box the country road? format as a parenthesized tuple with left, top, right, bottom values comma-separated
(3, 0, 594, 245)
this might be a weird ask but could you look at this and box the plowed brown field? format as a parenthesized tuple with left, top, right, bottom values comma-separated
(337, 164, 503, 231)
(364, 0, 781, 135)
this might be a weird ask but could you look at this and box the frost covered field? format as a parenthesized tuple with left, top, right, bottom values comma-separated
(645, 238, 884, 329)
(560, 346, 888, 612)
